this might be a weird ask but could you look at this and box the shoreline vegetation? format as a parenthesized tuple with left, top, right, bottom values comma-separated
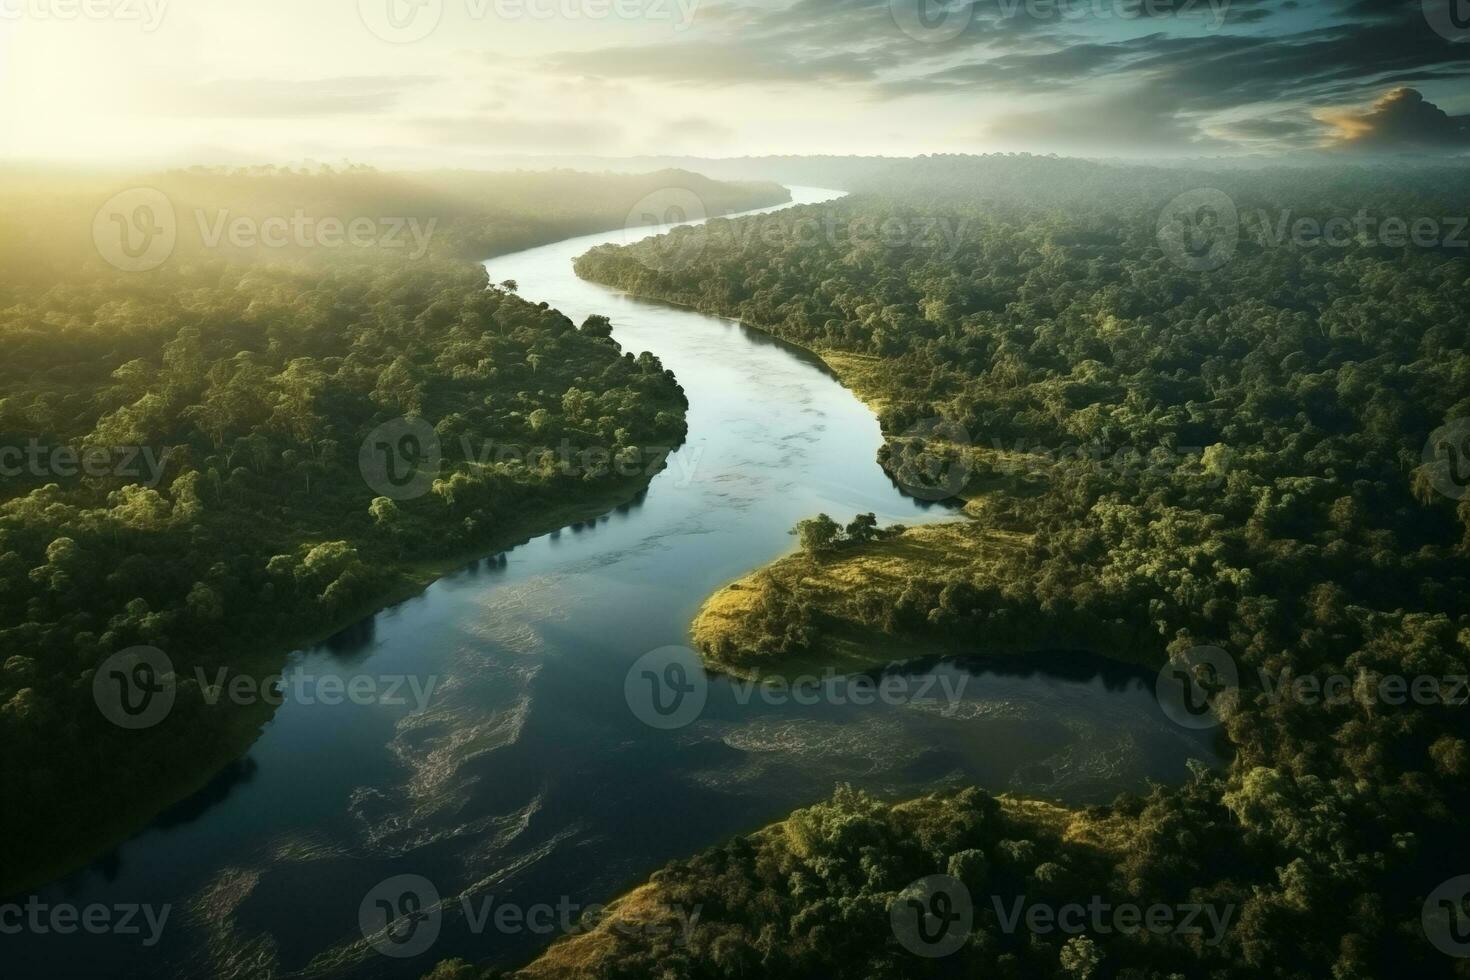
(497, 158, 1470, 980)
(0, 166, 789, 895)
(503, 790, 1100, 980)
(18, 467, 666, 897)
(579, 269, 1162, 681)
(690, 338, 1167, 680)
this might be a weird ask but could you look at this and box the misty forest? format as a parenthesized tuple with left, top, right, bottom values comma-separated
(4, 1, 1470, 980)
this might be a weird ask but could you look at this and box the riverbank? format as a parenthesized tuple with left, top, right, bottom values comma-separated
(5, 466, 672, 897)
(509, 789, 1122, 980)
(2, 171, 808, 896)
(689, 515, 1161, 681)
(564, 266, 1169, 684)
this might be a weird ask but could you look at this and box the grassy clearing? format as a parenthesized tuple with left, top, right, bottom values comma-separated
(692, 521, 1029, 679)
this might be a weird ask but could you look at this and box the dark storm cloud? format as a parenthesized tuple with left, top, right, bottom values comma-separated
(1112, 18, 1470, 111)
(541, 0, 1055, 87)
(1332, 0, 1421, 21)
(1320, 86, 1470, 149)
(541, 0, 1470, 152)
(1224, 6, 1273, 23)
(894, 9, 1470, 106)
(985, 84, 1230, 151)
(1210, 112, 1329, 147)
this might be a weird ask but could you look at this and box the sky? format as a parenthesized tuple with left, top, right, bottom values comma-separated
(1, 0, 1468, 165)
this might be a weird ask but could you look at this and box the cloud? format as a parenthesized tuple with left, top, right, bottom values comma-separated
(540, 38, 882, 86)
(157, 77, 439, 118)
(1317, 86, 1470, 151)
(984, 84, 1229, 152)
(412, 115, 624, 152)
(1207, 112, 1328, 147)
(649, 116, 738, 153)
(529, 0, 1470, 154)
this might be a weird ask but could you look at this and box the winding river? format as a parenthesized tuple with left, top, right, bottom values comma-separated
(13, 187, 1217, 979)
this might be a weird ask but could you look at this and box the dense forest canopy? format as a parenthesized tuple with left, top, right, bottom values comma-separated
(0, 165, 789, 276)
(527, 157, 1470, 979)
(0, 167, 786, 892)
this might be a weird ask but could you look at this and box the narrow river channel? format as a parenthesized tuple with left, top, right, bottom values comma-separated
(13, 187, 1217, 979)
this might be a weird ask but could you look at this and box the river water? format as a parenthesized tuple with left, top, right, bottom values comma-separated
(11, 187, 1217, 979)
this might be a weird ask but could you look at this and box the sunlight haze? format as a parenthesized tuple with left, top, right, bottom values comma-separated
(7, 0, 1468, 165)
